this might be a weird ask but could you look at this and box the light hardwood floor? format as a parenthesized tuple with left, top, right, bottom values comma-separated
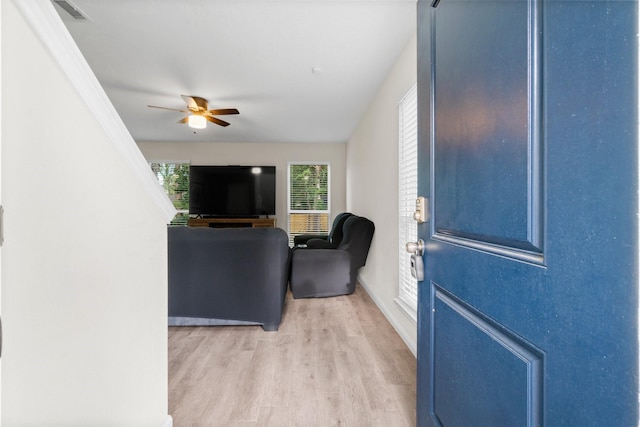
(168, 284, 417, 426)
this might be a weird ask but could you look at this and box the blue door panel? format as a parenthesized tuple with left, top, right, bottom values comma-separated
(417, 0, 638, 426)
(432, 285, 543, 426)
(433, 0, 534, 249)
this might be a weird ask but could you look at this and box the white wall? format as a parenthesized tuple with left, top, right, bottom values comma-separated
(347, 34, 418, 354)
(2, 1, 170, 425)
(138, 141, 347, 231)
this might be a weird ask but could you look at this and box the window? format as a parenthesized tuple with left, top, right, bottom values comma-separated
(288, 163, 330, 246)
(398, 84, 418, 315)
(151, 162, 190, 225)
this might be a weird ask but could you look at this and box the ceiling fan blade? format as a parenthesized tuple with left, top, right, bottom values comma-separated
(206, 116, 230, 127)
(148, 105, 189, 113)
(181, 95, 209, 111)
(207, 108, 239, 116)
(177, 117, 189, 124)
(181, 95, 198, 110)
(192, 96, 209, 110)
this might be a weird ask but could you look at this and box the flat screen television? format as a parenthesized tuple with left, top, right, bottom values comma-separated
(189, 165, 276, 217)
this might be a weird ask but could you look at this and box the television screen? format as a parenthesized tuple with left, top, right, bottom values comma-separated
(189, 165, 276, 217)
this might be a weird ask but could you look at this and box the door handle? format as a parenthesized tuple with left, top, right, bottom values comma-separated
(406, 240, 425, 281)
(406, 239, 425, 256)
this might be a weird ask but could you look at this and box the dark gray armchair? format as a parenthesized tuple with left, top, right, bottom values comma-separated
(290, 215, 375, 298)
(293, 212, 353, 249)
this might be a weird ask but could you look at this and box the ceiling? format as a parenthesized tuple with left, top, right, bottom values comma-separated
(53, 0, 417, 144)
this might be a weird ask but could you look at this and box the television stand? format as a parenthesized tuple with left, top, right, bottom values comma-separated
(187, 217, 276, 228)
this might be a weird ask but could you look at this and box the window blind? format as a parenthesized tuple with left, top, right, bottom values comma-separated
(398, 84, 418, 312)
(288, 163, 330, 246)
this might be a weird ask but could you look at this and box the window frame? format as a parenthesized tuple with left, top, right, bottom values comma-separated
(287, 162, 331, 246)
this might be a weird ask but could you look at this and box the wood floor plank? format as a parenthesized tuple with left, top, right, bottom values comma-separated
(169, 284, 417, 426)
(334, 349, 376, 425)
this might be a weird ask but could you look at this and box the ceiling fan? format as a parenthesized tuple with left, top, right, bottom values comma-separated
(147, 95, 239, 129)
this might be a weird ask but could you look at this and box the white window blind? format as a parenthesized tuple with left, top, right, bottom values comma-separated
(150, 162, 190, 225)
(288, 163, 330, 246)
(398, 84, 418, 313)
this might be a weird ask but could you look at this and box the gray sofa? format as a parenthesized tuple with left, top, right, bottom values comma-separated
(168, 226, 290, 331)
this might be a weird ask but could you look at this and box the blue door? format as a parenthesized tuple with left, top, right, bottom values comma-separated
(416, 0, 638, 425)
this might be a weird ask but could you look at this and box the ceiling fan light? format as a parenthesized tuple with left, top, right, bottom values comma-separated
(188, 114, 206, 129)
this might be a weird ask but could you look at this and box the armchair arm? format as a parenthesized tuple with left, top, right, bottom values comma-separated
(293, 234, 329, 246)
(305, 238, 334, 249)
(290, 249, 354, 298)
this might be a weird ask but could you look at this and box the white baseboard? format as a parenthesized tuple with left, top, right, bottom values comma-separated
(163, 415, 173, 427)
(358, 276, 417, 357)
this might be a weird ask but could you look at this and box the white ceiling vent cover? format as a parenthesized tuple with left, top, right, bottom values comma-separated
(53, 0, 88, 20)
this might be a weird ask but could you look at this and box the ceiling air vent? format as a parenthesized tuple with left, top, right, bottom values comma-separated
(53, 0, 88, 20)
